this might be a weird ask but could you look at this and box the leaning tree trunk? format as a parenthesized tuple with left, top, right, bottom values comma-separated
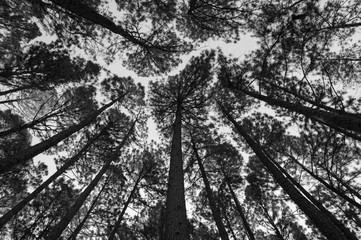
(285, 152, 361, 210)
(265, 151, 358, 240)
(192, 139, 230, 240)
(260, 205, 285, 240)
(0, 94, 126, 174)
(67, 175, 110, 240)
(163, 104, 189, 240)
(218, 102, 354, 240)
(235, 87, 361, 136)
(108, 171, 143, 240)
(0, 126, 109, 228)
(34, 0, 146, 47)
(224, 176, 256, 240)
(44, 120, 136, 240)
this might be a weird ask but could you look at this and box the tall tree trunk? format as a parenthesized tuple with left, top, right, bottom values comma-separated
(44, 157, 112, 240)
(192, 139, 230, 240)
(0, 126, 108, 228)
(44, 120, 136, 240)
(67, 175, 109, 240)
(0, 94, 126, 174)
(218, 102, 352, 240)
(219, 201, 238, 240)
(108, 172, 143, 240)
(284, 152, 361, 210)
(164, 104, 189, 240)
(232, 87, 361, 136)
(224, 177, 255, 240)
(265, 151, 358, 240)
(33, 0, 149, 48)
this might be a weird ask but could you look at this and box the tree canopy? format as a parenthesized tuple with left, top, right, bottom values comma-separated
(1, 0, 361, 239)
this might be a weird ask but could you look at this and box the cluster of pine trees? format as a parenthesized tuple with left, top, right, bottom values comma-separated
(1, 0, 361, 239)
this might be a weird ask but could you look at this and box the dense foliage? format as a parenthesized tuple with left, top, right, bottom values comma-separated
(1, 0, 361, 239)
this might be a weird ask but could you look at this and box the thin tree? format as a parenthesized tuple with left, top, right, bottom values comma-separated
(218, 102, 356, 240)
(44, 120, 136, 240)
(191, 138, 230, 240)
(0, 93, 127, 174)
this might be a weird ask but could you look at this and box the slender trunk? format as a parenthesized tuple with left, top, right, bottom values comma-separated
(235, 87, 361, 135)
(224, 178, 255, 240)
(266, 151, 358, 240)
(0, 126, 108, 228)
(192, 139, 229, 240)
(0, 85, 30, 96)
(108, 172, 143, 240)
(67, 175, 109, 240)
(44, 158, 112, 240)
(260, 205, 285, 240)
(36, 0, 145, 47)
(164, 104, 189, 240)
(0, 110, 61, 138)
(218, 102, 351, 240)
(219, 201, 238, 240)
(318, 163, 361, 201)
(285, 152, 361, 210)
(44, 120, 135, 240)
(0, 94, 125, 174)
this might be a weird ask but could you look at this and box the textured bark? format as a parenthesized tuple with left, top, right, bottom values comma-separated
(44, 120, 136, 240)
(225, 178, 256, 240)
(67, 176, 109, 240)
(0, 126, 108, 228)
(218, 102, 351, 240)
(192, 140, 229, 240)
(0, 95, 124, 174)
(108, 172, 143, 240)
(164, 104, 189, 240)
(238, 88, 361, 135)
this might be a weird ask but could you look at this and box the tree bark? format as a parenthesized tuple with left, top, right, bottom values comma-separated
(108, 172, 143, 240)
(218, 102, 352, 240)
(233, 87, 361, 136)
(67, 175, 109, 240)
(224, 178, 256, 240)
(0, 126, 108, 228)
(192, 139, 230, 240)
(44, 120, 136, 239)
(163, 104, 189, 240)
(0, 94, 125, 174)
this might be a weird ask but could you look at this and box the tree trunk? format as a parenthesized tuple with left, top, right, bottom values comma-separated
(192, 139, 230, 240)
(0, 109, 61, 138)
(44, 157, 112, 240)
(260, 205, 285, 240)
(0, 94, 125, 174)
(0, 126, 108, 228)
(218, 102, 352, 240)
(234, 87, 361, 136)
(285, 152, 361, 210)
(44, 120, 135, 239)
(163, 104, 189, 240)
(265, 151, 358, 240)
(224, 178, 255, 240)
(67, 175, 109, 240)
(108, 172, 143, 240)
(34, 0, 146, 48)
